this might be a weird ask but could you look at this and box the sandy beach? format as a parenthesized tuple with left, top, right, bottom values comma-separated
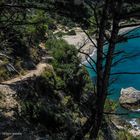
(62, 26, 140, 62)
(119, 25, 140, 34)
(63, 27, 97, 62)
(63, 26, 140, 62)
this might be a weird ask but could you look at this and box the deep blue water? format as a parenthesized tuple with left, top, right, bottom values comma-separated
(86, 27, 140, 119)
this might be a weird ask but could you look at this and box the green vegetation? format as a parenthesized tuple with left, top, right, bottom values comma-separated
(19, 38, 135, 139)
(47, 39, 93, 101)
(117, 130, 138, 140)
(1, 1, 140, 140)
(104, 99, 118, 113)
(19, 39, 94, 139)
(0, 0, 90, 81)
(0, 1, 56, 81)
(0, 66, 9, 81)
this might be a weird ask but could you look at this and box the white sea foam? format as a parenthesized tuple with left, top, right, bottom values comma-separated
(82, 48, 97, 65)
(129, 119, 140, 130)
(135, 109, 140, 112)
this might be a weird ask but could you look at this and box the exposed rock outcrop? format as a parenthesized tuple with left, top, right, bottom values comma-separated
(0, 62, 52, 139)
(111, 116, 140, 137)
(119, 87, 140, 111)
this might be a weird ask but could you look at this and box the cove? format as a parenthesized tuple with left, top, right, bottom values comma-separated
(86, 27, 140, 119)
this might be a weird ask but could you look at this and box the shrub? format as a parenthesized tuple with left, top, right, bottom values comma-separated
(67, 30, 76, 35)
(117, 130, 134, 140)
(54, 31, 65, 37)
(0, 66, 9, 81)
(36, 69, 56, 95)
(104, 99, 118, 112)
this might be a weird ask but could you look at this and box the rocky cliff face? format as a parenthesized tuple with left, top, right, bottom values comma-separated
(0, 63, 52, 139)
(119, 87, 140, 111)
(0, 82, 28, 139)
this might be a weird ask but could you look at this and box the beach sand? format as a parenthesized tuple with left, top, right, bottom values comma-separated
(63, 27, 97, 62)
(62, 26, 140, 62)
(119, 25, 140, 34)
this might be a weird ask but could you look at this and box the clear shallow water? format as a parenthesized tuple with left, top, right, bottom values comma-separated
(86, 27, 140, 119)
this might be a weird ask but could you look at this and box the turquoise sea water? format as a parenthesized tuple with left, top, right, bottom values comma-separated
(86, 27, 140, 119)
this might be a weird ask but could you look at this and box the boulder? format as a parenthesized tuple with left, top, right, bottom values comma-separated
(23, 61, 36, 70)
(119, 87, 140, 111)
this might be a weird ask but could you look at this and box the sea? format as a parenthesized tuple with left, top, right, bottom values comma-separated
(86, 27, 140, 128)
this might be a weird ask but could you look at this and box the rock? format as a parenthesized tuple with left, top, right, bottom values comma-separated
(23, 61, 36, 70)
(119, 87, 140, 110)
(112, 116, 140, 137)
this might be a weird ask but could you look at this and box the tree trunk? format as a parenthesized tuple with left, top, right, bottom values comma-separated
(72, 1, 109, 140)
(73, 1, 123, 140)
(89, 1, 122, 139)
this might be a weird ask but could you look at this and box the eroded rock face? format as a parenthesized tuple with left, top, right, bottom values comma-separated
(119, 87, 140, 111)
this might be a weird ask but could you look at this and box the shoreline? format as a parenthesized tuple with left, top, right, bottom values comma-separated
(63, 26, 140, 63)
(63, 25, 140, 137)
(84, 25, 140, 63)
(113, 118, 140, 137)
(62, 27, 96, 62)
(119, 25, 140, 34)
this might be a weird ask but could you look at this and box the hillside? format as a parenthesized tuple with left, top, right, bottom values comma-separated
(0, 1, 140, 140)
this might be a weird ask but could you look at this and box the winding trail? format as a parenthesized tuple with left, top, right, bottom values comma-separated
(1, 63, 50, 84)
(0, 62, 53, 139)
(0, 62, 51, 132)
